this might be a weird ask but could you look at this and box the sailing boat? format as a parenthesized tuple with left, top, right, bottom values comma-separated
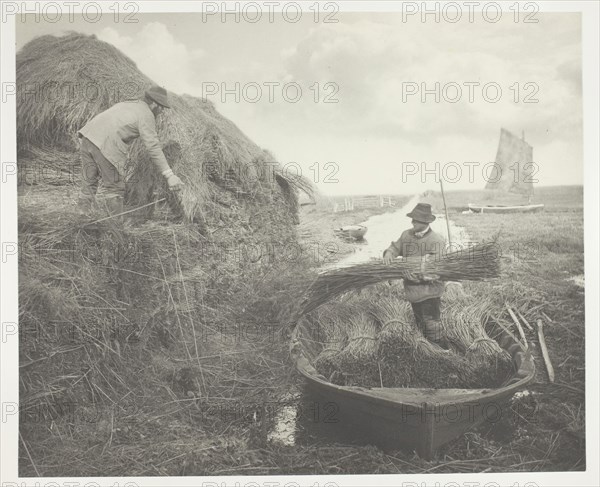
(468, 128, 544, 213)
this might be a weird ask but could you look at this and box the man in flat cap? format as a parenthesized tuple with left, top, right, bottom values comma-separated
(383, 203, 447, 346)
(77, 85, 184, 218)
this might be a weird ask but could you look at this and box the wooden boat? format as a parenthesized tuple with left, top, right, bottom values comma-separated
(448, 206, 472, 213)
(335, 225, 368, 239)
(290, 319, 535, 459)
(468, 203, 544, 214)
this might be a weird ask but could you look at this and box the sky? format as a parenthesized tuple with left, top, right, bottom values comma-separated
(15, 9, 583, 196)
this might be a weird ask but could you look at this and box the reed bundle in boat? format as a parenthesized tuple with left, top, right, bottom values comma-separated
(343, 313, 379, 360)
(440, 285, 514, 383)
(442, 294, 492, 350)
(311, 305, 350, 350)
(311, 287, 515, 389)
(311, 305, 351, 382)
(372, 300, 418, 387)
(333, 312, 381, 387)
(372, 298, 481, 388)
(313, 308, 381, 386)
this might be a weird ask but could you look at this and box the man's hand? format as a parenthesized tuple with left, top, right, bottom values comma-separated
(383, 252, 395, 265)
(162, 169, 184, 191)
(403, 270, 421, 282)
(166, 173, 184, 191)
(420, 254, 439, 281)
(404, 271, 439, 282)
(402, 254, 440, 282)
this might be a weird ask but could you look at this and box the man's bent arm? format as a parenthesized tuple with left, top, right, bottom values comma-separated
(138, 110, 171, 174)
(384, 238, 402, 259)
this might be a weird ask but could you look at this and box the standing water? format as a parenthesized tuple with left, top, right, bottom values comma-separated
(328, 195, 475, 269)
(326, 195, 420, 269)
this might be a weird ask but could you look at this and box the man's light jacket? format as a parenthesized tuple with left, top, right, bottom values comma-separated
(384, 228, 446, 303)
(78, 100, 170, 176)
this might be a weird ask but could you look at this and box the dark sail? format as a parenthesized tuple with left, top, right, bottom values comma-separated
(485, 128, 535, 194)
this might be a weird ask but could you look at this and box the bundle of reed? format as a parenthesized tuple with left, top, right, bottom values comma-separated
(312, 305, 380, 386)
(374, 301, 418, 388)
(373, 298, 482, 388)
(333, 312, 382, 387)
(302, 242, 501, 315)
(440, 291, 514, 386)
(341, 312, 379, 360)
(311, 284, 515, 389)
(312, 305, 352, 383)
(465, 338, 514, 387)
(444, 282, 467, 300)
(410, 339, 482, 389)
(310, 303, 353, 349)
(374, 299, 418, 357)
(441, 299, 487, 351)
(378, 359, 414, 388)
(441, 288, 498, 348)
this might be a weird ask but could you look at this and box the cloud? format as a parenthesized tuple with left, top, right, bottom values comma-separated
(89, 16, 582, 194)
(236, 14, 583, 193)
(97, 23, 205, 96)
(270, 15, 582, 147)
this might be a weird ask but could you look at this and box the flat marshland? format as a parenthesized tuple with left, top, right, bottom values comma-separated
(19, 185, 585, 475)
(13, 26, 588, 479)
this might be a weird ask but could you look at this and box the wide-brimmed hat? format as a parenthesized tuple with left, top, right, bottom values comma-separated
(407, 203, 436, 223)
(145, 85, 170, 108)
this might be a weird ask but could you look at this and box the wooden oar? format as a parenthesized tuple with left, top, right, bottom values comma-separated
(516, 310, 534, 331)
(493, 319, 527, 353)
(507, 306, 528, 349)
(537, 318, 555, 383)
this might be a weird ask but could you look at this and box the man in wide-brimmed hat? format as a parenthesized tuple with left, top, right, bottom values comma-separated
(77, 85, 184, 218)
(383, 203, 447, 346)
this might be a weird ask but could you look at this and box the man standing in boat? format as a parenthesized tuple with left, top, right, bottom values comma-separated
(382, 203, 447, 347)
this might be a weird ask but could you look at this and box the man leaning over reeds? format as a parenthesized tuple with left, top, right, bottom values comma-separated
(77, 85, 184, 218)
(382, 203, 447, 347)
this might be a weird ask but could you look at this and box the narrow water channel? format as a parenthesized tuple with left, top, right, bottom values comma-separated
(329, 195, 475, 270)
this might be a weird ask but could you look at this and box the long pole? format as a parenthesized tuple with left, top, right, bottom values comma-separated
(84, 198, 167, 226)
(537, 319, 555, 383)
(439, 179, 452, 246)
